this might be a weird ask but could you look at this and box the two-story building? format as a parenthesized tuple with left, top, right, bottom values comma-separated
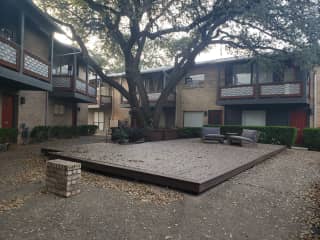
(106, 56, 319, 143)
(0, 0, 97, 138)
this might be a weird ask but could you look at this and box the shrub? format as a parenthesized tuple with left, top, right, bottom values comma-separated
(30, 126, 49, 142)
(204, 125, 297, 147)
(303, 128, 320, 150)
(30, 125, 98, 142)
(177, 127, 202, 138)
(111, 127, 129, 142)
(0, 128, 18, 144)
(78, 125, 98, 136)
(111, 127, 145, 143)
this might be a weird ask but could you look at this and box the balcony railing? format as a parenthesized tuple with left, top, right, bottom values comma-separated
(0, 36, 51, 82)
(0, 36, 19, 71)
(220, 85, 255, 99)
(52, 75, 97, 99)
(88, 85, 97, 97)
(148, 92, 175, 102)
(100, 95, 111, 104)
(259, 82, 302, 97)
(219, 81, 303, 100)
(75, 78, 87, 94)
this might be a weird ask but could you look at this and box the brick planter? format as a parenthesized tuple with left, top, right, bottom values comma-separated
(46, 159, 81, 198)
(163, 129, 178, 140)
(144, 129, 178, 141)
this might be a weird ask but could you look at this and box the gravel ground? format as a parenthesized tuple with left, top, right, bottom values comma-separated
(0, 137, 320, 240)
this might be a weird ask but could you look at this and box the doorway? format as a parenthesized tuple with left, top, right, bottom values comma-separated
(2, 95, 14, 128)
(290, 109, 307, 144)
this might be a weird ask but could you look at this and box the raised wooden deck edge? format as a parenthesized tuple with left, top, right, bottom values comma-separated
(41, 146, 286, 194)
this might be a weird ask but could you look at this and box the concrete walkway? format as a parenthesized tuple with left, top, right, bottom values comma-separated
(0, 137, 319, 240)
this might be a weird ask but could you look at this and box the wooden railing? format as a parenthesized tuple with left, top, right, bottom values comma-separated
(53, 74, 97, 99)
(52, 75, 73, 89)
(220, 81, 303, 100)
(0, 36, 50, 81)
(100, 95, 112, 104)
(147, 92, 175, 102)
(259, 82, 302, 97)
(0, 36, 19, 71)
(220, 85, 255, 99)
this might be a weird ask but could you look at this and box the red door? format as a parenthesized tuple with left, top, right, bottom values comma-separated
(2, 95, 14, 128)
(208, 110, 223, 125)
(290, 109, 307, 144)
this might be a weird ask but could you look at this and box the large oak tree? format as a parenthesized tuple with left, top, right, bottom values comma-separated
(37, 0, 320, 128)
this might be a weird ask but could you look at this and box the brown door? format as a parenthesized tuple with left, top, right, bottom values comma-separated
(2, 95, 14, 128)
(289, 109, 307, 144)
(208, 110, 223, 125)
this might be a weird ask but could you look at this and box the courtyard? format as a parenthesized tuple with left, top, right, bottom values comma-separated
(0, 137, 320, 239)
(43, 139, 285, 193)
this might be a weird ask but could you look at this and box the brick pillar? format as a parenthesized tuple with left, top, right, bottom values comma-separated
(46, 159, 81, 198)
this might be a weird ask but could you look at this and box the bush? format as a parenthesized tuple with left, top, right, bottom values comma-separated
(30, 126, 50, 142)
(30, 125, 98, 142)
(204, 125, 297, 147)
(303, 128, 320, 150)
(0, 128, 18, 144)
(78, 125, 98, 136)
(111, 127, 144, 143)
(177, 127, 202, 138)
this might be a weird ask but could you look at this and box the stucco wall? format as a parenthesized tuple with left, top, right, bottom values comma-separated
(111, 78, 130, 125)
(47, 97, 73, 126)
(175, 65, 224, 127)
(77, 103, 88, 125)
(24, 23, 50, 61)
(18, 91, 46, 129)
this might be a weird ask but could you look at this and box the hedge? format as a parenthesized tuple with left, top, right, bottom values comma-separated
(30, 125, 98, 142)
(303, 128, 320, 150)
(177, 127, 202, 138)
(111, 127, 145, 143)
(0, 128, 18, 144)
(179, 125, 297, 147)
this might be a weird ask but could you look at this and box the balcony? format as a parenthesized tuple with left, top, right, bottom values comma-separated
(218, 81, 306, 105)
(52, 74, 97, 103)
(88, 95, 112, 109)
(0, 36, 51, 90)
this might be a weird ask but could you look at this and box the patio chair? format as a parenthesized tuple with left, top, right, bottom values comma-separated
(202, 127, 225, 143)
(228, 129, 259, 146)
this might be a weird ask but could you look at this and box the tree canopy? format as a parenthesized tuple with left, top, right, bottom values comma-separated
(36, 0, 320, 127)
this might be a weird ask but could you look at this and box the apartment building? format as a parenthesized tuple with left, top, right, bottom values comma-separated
(106, 68, 176, 129)
(0, 0, 97, 139)
(105, 56, 319, 143)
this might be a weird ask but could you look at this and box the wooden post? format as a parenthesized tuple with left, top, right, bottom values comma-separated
(20, 11, 25, 74)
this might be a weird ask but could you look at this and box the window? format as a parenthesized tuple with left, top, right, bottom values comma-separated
(258, 63, 297, 83)
(242, 110, 266, 126)
(0, 27, 16, 42)
(225, 63, 253, 86)
(54, 104, 65, 115)
(183, 112, 204, 127)
(53, 64, 73, 75)
(185, 74, 205, 87)
(94, 112, 105, 131)
(232, 64, 252, 85)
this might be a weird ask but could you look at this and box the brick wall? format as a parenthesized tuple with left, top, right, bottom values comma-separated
(18, 90, 46, 129)
(175, 65, 224, 127)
